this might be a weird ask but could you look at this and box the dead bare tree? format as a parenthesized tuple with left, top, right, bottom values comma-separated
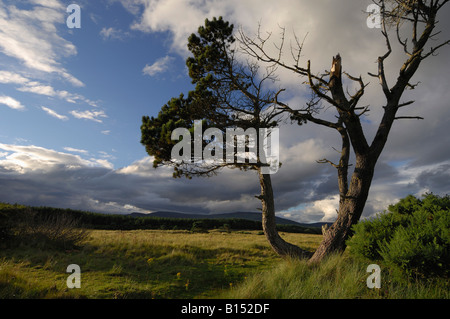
(239, 0, 449, 263)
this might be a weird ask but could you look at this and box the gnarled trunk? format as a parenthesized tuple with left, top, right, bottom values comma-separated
(258, 169, 312, 258)
(308, 155, 375, 263)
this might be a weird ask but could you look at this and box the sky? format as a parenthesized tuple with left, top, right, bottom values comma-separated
(0, 0, 449, 223)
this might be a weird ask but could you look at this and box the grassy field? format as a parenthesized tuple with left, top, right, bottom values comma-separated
(0, 228, 448, 299)
(0, 229, 320, 299)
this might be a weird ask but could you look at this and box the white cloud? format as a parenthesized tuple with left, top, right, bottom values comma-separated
(100, 27, 128, 40)
(29, 0, 65, 10)
(100, 27, 117, 39)
(113, 0, 144, 16)
(302, 196, 340, 222)
(92, 158, 114, 170)
(97, 201, 152, 214)
(98, 151, 116, 161)
(18, 80, 96, 105)
(0, 71, 29, 85)
(63, 147, 88, 154)
(41, 106, 68, 120)
(0, 143, 110, 174)
(116, 156, 171, 177)
(129, 0, 213, 54)
(20, 83, 57, 96)
(70, 110, 108, 123)
(143, 55, 174, 76)
(0, 2, 83, 87)
(0, 70, 97, 107)
(0, 95, 25, 110)
(126, 0, 375, 61)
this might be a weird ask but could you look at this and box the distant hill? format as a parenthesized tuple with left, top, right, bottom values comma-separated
(0, 202, 328, 234)
(129, 211, 332, 228)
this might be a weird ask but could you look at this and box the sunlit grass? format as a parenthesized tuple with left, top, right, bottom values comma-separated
(221, 253, 449, 299)
(1, 229, 447, 299)
(0, 229, 321, 299)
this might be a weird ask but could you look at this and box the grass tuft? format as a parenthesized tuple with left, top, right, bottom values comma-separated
(221, 252, 449, 299)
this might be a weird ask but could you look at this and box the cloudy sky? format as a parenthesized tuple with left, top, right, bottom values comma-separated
(0, 0, 448, 223)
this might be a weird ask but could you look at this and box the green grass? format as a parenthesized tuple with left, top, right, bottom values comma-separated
(0, 229, 320, 299)
(0, 229, 447, 299)
(221, 253, 449, 299)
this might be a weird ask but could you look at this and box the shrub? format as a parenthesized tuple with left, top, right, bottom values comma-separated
(190, 221, 208, 233)
(7, 209, 90, 250)
(347, 193, 450, 278)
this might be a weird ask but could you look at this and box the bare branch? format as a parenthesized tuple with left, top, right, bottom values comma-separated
(396, 17, 411, 55)
(406, 81, 421, 89)
(356, 105, 371, 117)
(238, 25, 329, 88)
(343, 71, 368, 110)
(307, 60, 343, 110)
(290, 31, 308, 68)
(421, 39, 450, 59)
(379, 39, 392, 99)
(398, 100, 415, 107)
(317, 158, 339, 168)
(394, 116, 424, 120)
(367, 2, 394, 99)
(317, 157, 353, 169)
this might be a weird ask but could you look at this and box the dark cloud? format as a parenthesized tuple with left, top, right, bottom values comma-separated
(0, 1, 449, 222)
(415, 163, 450, 193)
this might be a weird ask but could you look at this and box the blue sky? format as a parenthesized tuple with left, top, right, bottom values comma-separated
(0, 0, 449, 222)
(0, 0, 192, 168)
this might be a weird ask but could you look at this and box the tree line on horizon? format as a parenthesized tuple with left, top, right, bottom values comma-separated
(0, 203, 321, 240)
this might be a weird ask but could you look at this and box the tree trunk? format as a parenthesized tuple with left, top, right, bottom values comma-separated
(258, 169, 312, 259)
(305, 53, 376, 264)
(308, 154, 375, 263)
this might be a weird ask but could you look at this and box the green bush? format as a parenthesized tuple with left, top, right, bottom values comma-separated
(190, 221, 208, 233)
(347, 193, 450, 278)
(4, 209, 89, 250)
